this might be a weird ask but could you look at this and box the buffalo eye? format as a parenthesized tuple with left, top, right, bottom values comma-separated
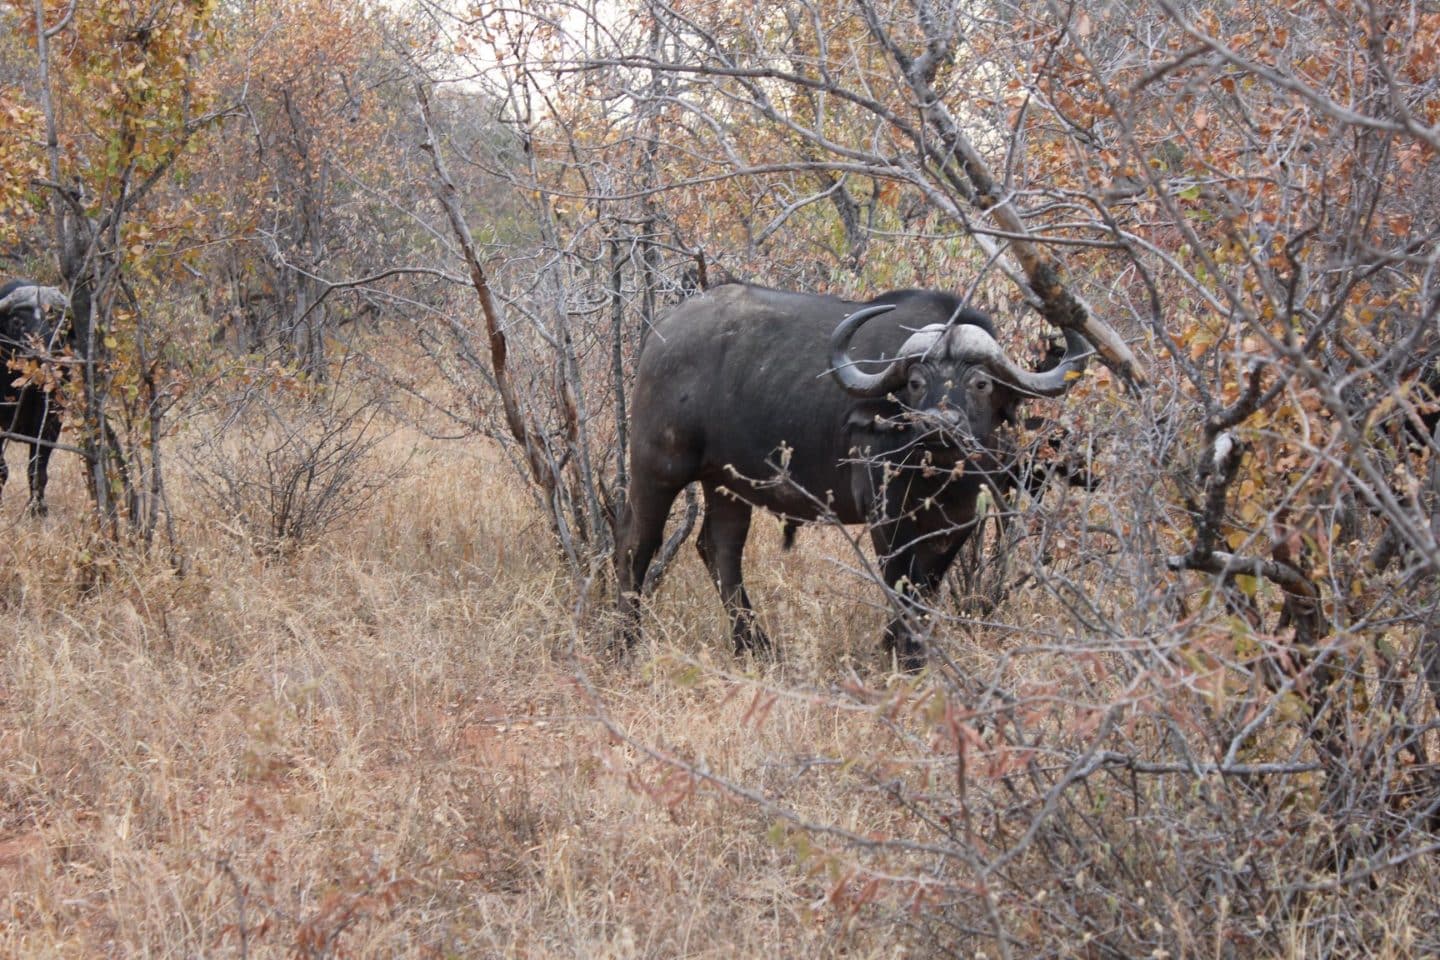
(907, 367, 928, 397)
(971, 373, 993, 394)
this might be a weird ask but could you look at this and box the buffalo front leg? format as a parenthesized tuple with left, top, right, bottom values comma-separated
(26, 412, 61, 517)
(873, 528, 964, 671)
(697, 484, 770, 654)
(616, 480, 684, 652)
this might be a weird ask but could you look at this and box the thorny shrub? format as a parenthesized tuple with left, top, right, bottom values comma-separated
(181, 359, 404, 555)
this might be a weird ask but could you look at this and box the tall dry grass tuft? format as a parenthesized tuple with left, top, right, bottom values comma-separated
(0, 424, 942, 957)
(5, 406, 1439, 957)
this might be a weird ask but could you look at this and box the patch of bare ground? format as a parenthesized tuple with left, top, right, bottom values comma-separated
(0, 430, 933, 957)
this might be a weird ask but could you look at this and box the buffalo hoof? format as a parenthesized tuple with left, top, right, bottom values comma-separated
(732, 621, 773, 657)
(884, 627, 928, 673)
(610, 623, 642, 661)
(898, 646, 927, 673)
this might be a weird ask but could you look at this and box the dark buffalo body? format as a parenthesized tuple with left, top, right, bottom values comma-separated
(618, 283, 1089, 667)
(0, 279, 72, 515)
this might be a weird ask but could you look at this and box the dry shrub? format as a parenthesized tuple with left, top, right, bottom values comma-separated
(181, 362, 405, 555)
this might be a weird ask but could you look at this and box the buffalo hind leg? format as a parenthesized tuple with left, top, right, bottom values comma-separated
(616, 479, 685, 651)
(697, 484, 770, 654)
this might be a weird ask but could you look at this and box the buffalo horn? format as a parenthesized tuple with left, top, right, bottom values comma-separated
(829, 304, 910, 397)
(978, 325, 1092, 398)
(832, 302, 1092, 399)
(0, 285, 69, 314)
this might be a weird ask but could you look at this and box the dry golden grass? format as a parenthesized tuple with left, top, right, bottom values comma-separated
(0, 427, 951, 958)
(5, 423, 1440, 958)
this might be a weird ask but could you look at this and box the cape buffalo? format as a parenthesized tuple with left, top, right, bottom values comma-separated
(617, 283, 1091, 668)
(0, 279, 72, 515)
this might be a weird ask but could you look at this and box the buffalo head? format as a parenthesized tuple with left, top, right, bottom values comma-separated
(0, 283, 70, 350)
(831, 302, 1091, 450)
